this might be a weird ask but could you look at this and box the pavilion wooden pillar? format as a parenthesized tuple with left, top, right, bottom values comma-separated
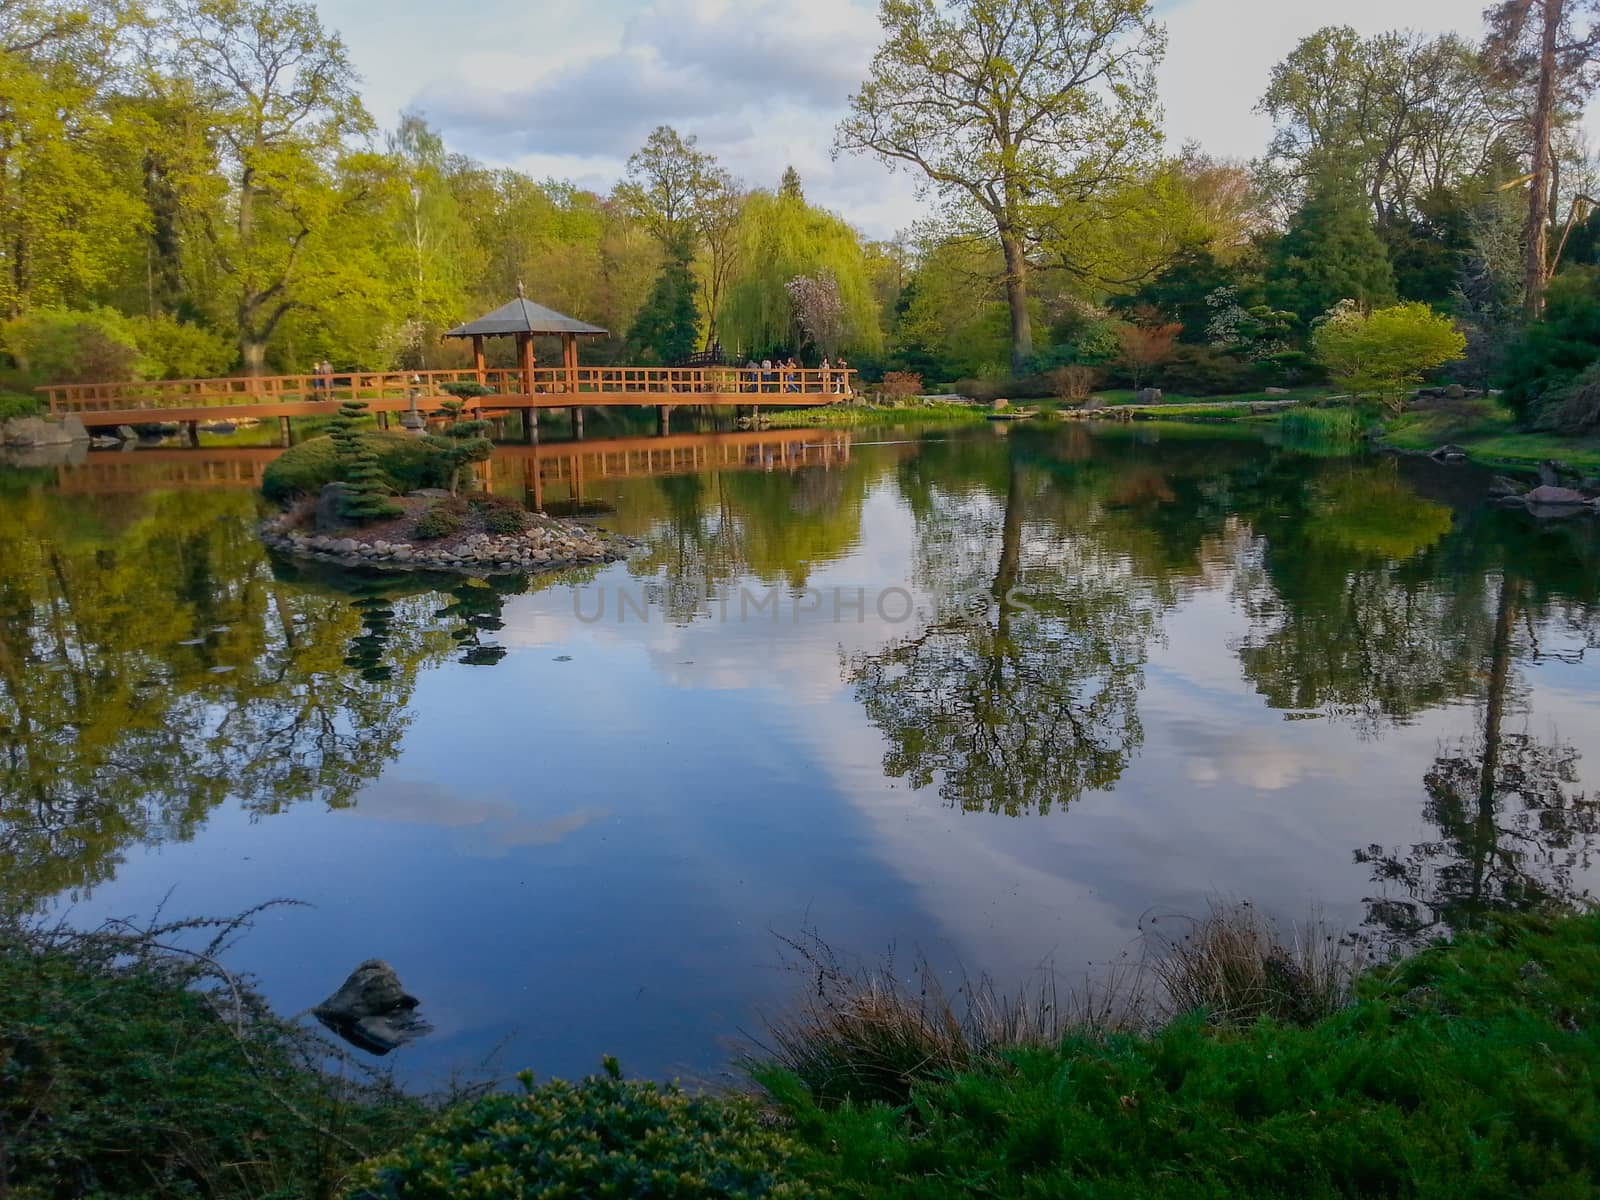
(472, 335, 486, 384)
(561, 332, 581, 437)
(518, 331, 537, 440)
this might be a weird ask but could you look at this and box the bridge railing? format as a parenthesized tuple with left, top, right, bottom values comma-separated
(38, 366, 855, 415)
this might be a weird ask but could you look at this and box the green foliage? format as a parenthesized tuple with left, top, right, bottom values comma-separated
(1267, 170, 1396, 323)
(412, 499, 466, 540)
(352, 1060, 808, 1200)
(1278, 405, 1368, 446)
(721, 189, 883, 356)
(1501, 267, 1600, 416)
(759, 910, 1600, 1199)
(1311, 302, 1467, 411)
(1529, 361, 1600, 435)
(1, 307, 146, 385)
(0, 914, 427, 1199)
(0, 393, 43, 421)
(262, 432, 453, 502)
(129, 313, 237, 379)
(482, 505, 528, 534)
(329, 399, 403, 522)
(420, 399, 493, 494)
(835, 0, 1165, 371)
(630, 252, 702, 363)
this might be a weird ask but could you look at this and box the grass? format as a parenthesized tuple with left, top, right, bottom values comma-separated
(1085, 386, 1333, 408)
(755, 907, 1600, 1199)
(763, 402, 987, 428)
(1382, 398, 1600, 472)
(1278, 406, 1369, 445)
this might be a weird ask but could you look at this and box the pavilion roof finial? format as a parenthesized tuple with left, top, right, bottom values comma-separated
(516, 280, 526, 299)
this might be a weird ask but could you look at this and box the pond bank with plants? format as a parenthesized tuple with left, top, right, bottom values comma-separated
(3, 903, 1594, 1198)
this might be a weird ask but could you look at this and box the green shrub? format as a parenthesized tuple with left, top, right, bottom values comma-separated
(1502, 267, 1600, 416)
(0, 912, 427, 1199)
(1528, 360, 1600, 434)
(482, 506, 527, 534)
(0, 307, 146, 385)
(352, 1058, 808, 1200)
(262, 432, 453, 503)
(129, 313, 235, 379)
(0, 391, 42, 421)
(413, 500, 466, 540)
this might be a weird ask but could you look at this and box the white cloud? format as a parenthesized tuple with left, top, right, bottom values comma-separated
(323, 0, 1600, 240)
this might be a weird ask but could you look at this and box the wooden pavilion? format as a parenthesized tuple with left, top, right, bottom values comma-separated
(443, 284, 608, 396)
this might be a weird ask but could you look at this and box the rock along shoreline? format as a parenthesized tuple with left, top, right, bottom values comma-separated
(259, 510, 637, 576)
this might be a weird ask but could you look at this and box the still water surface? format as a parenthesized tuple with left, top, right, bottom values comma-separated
(2, 422, 1596, 1085)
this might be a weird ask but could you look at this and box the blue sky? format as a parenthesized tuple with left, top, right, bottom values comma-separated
(316, 0, 1566, 238)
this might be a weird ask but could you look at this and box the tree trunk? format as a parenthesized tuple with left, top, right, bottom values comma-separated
(241, 334, 267, 377)
(1468, 574, 1519, 918)
(1523, 0, 1562, 317)
(1000, 230, 1034, 375)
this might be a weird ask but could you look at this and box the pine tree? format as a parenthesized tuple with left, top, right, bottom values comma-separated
(628, 250, 701, 364)
(779, 166, 803, 201)
(328, 399, 402, 523)
(421, 398, 493, 495)
(1268, 169, 1396, 324)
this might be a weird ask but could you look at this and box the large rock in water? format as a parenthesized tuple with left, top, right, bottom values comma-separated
(1525, 485, 1590, 507)
(3, 415, 88, 446)
(313, 959, 430, 1056)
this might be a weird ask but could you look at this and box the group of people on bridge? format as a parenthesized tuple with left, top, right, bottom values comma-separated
(743, 355, 849, 394)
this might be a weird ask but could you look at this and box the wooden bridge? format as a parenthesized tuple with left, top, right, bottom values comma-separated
(48, 429, 852, 498)
(37, 365, 854, 433)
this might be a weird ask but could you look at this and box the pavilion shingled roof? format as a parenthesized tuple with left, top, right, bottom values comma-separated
(445, 291, 608, 339)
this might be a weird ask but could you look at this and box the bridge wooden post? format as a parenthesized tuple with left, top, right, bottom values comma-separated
(279, 416, 292, 447)
(186, 420, 199, 448)
(377, 410, 390, 430)
(572, 407, 583, 438)
(657, 405, 670, 436)
(524, 410, 538, 443)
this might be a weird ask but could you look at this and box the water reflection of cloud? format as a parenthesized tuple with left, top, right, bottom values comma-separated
(347, 778, 607, 857)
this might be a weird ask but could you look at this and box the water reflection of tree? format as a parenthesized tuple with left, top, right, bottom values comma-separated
(625, 457, 873, 624)
(1231, 460, 1488, 734)
(1357, 576, 1599, 948)
(0, 489, 456, 908)
(848, 433, 1203, 815)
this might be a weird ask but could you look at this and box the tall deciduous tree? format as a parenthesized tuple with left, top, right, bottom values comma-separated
(1484, 0, 1600, 315)
(1259, 27, 1514, 226)
(0, 0, 146, 314)
(163, 0, 371, 373)
(837, 0, 1165, 374)
(616, 125, 713, 252)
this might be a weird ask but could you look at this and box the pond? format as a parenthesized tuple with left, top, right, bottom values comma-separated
(2, 421, 1596, 1088)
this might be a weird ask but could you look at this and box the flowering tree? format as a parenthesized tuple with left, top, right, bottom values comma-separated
(785, 272, 845, 357)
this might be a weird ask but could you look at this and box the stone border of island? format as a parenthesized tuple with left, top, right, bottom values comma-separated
(258, 506, 636, 576)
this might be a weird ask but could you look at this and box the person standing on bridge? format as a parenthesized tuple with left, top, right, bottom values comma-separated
(834, 355, 849, 394)
(819, 356, 831, 394)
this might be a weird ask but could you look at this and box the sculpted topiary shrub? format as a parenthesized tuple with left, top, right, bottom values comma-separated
(351, 1058, 809, 1199)
(262, 433, 454, 503)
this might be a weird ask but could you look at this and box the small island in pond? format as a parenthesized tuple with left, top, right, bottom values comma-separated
(259, 395, 627, 575)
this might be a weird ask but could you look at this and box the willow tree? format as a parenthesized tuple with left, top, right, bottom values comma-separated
(719, 187, 881, 356)
(837, 0, 1164, 373)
